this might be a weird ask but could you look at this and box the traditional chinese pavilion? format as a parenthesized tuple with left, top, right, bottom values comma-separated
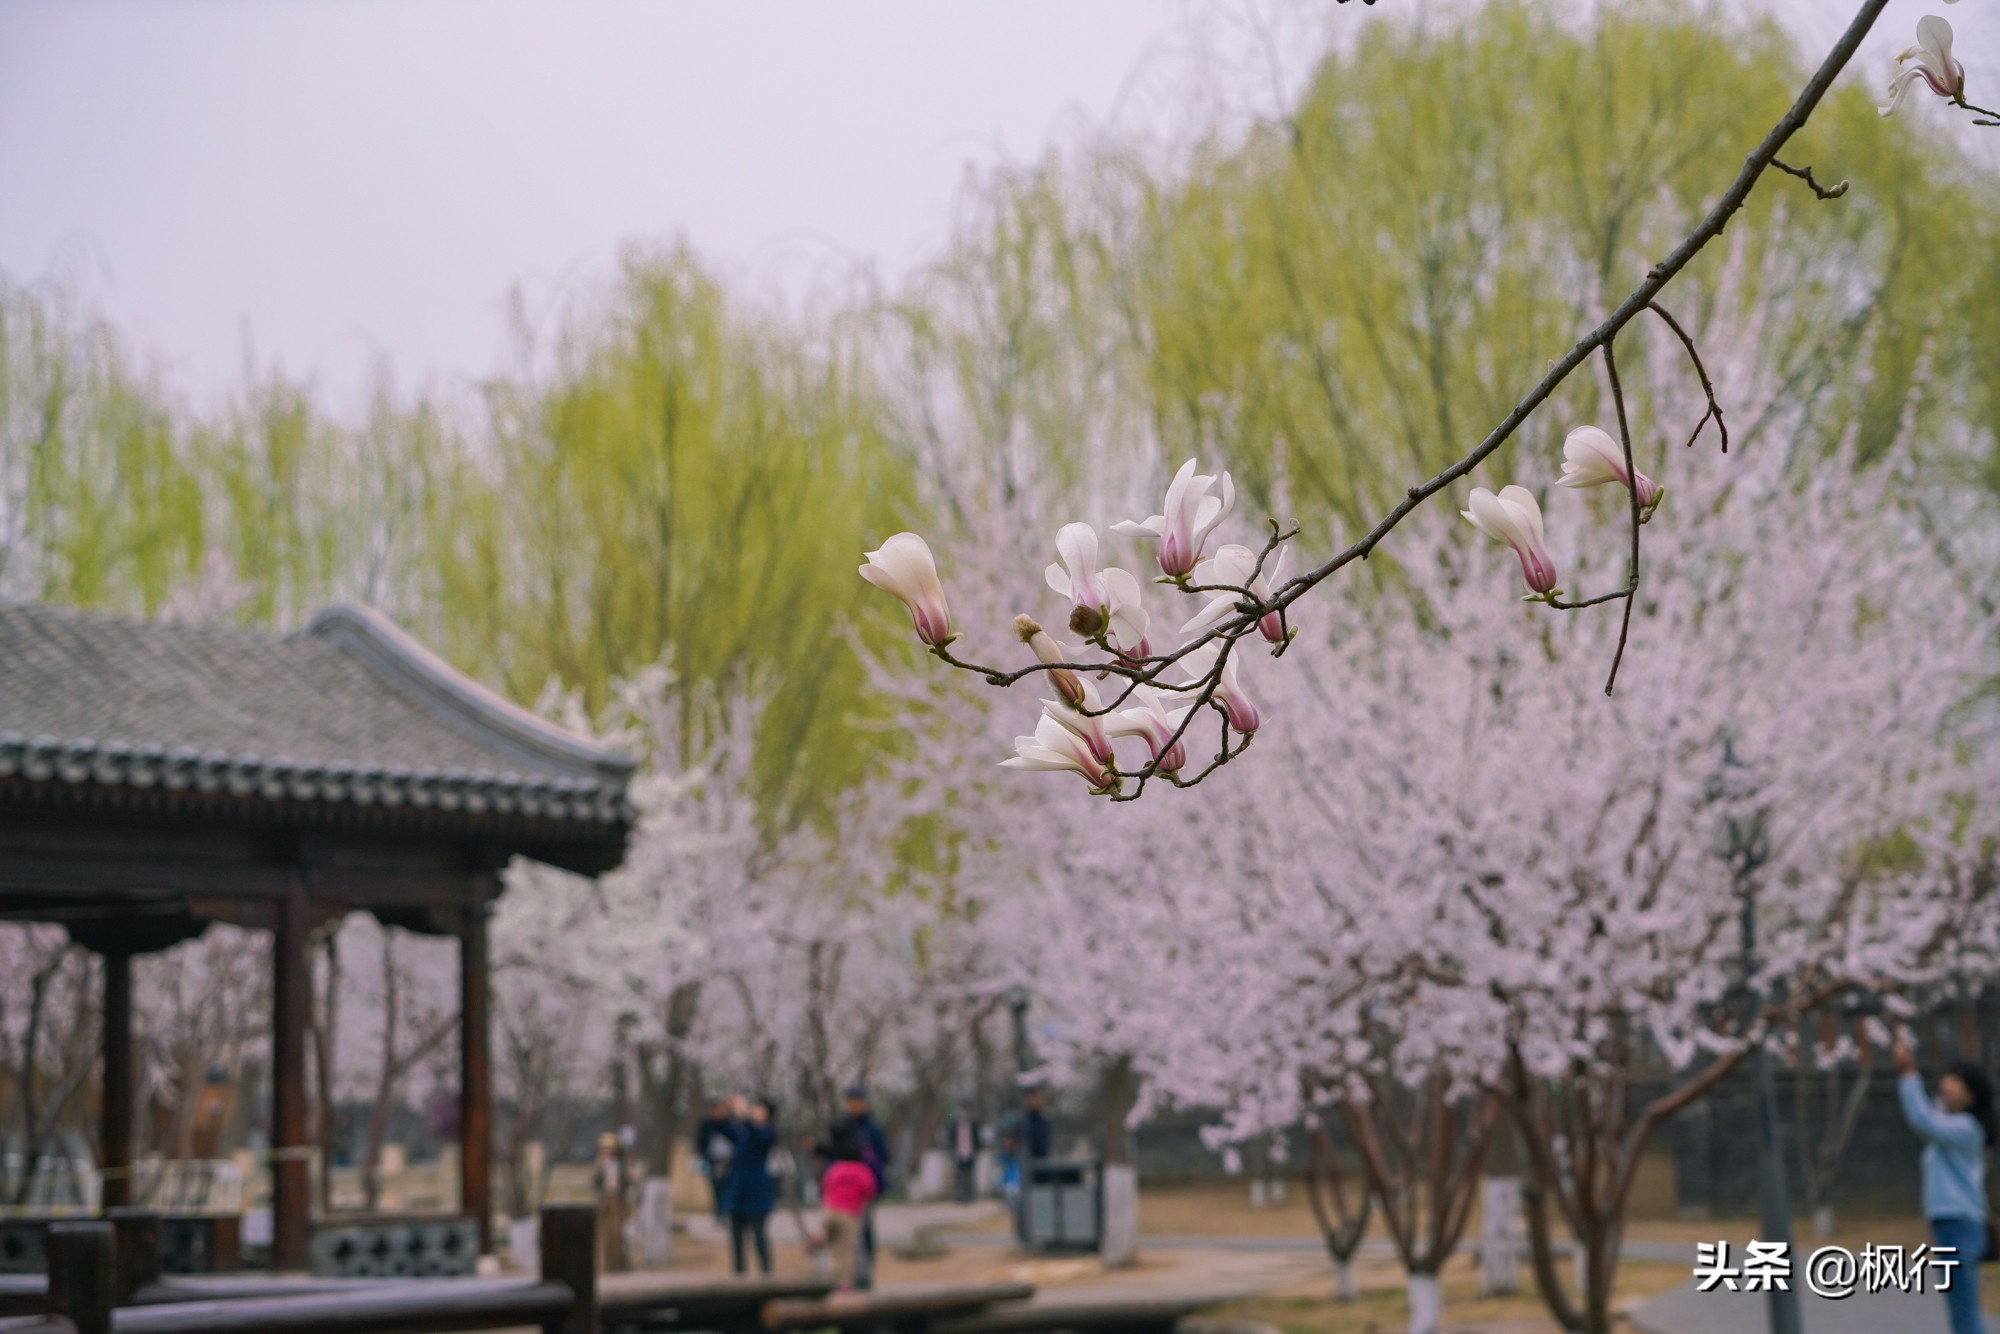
(0, 602, 634, 1267)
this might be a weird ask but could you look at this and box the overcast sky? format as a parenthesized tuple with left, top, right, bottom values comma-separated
(1, 0, 1993, 415)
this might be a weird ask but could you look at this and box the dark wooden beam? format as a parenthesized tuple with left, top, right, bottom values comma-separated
(100, 948, 134, 1211)
(270, 875, 310, 1272)
(539, 1204, 597, 1334)
(46, 1222, 113, 1334)
(461, 900, 493, 1254)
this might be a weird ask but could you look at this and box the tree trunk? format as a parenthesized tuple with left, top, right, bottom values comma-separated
(1333, 1256, 1357, 1303)
(1097, 1055, 1137, 1166)
(1406, 1271, 1442, 1334)
(1479, 1175, 1523, 1297)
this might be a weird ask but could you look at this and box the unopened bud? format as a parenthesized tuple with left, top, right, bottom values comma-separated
(1015, 614, 1085, 707)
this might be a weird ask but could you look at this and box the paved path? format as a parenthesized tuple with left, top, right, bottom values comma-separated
(1632, 1279, 1996, 1333)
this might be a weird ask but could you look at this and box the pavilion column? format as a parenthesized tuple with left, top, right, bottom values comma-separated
(99, 948, 134, 1211)
(271, 877, 310, 1271)
(460, 900, 493, 1252)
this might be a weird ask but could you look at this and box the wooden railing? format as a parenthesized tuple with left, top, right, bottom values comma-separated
(0, 1204, 597, 1334)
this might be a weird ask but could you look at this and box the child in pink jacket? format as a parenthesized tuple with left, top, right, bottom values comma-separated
(818, 1137, 879, 1290)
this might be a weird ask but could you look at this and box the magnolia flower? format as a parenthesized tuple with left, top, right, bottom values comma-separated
(1180, 642, 1260, 735)
(1106, 684, 1191, 774)
(1555, 425, 1662, 514)
(1042, 684, 1115, 767)
(1880, 15, 1966, 116)
(1462, 485, 1558, 596)
(1101, 567, 1152, 661)
(1045, 521, 1112, 637)
(1045, 522, 1150, 653)
(1180, 543, 1294, 644)
(859, 532, 954, 646)
(1000, 711, 1115, 791)
(1114, 458, 1235, 578)
(1015, 614, 1084, 707)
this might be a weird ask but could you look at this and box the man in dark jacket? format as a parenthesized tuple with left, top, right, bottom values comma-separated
(696, 1096, 734, 1221)
(720, 1095, 778, 1274)
(823, 1084, 890, 1289)
(1024, 1087, 1052, 1161)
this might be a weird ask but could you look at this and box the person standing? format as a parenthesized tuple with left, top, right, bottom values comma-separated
(948, 1101, 981, 1203)
(824, 1084, 890, 1290)
(1024, 1088, 1053, 1161)
(721, 1095, 779, 1275)
(697, 1096, 735, 1223)
(1894, 1040, 1994, 1334)
(591, 1132, 627, 1274)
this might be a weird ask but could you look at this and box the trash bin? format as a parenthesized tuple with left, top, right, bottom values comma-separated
(1018, 1158, 1102, 1251)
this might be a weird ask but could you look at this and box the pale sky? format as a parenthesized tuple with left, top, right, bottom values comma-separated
(0, 0, 1992, 416)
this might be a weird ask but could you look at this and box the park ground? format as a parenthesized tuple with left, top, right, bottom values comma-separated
(637, 1183, 2000, 1334)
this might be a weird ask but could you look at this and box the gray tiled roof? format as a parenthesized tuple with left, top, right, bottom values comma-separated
(0, 602, 634, 824)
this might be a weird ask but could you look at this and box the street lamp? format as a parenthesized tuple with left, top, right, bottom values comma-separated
(1710, 739, 1800, 1334)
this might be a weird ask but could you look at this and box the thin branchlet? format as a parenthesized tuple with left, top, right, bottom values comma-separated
(1647, 301, 1729, 454)
(1600, 339, 1642, 696)
(1768, 157, 1849, 201)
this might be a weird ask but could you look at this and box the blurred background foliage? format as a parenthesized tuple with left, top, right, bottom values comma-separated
(1, 0, 1994, 832)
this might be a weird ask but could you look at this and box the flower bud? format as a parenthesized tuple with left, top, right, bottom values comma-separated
(1015, 614, 1084, 707)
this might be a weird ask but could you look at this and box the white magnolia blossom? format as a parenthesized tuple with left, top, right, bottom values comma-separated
(1555, 425, 1662, 513)
(1461, 484, 1559, 595)
(1880, 15, 1966, 116)
(1045, 522, 1149, 655)
(1100, 566, 1153, 660)
(1045, 522, 1108, 626)
(859, 532, 955, 646)
(1113, 457, 1236, 578)
(1000, 709, 1116, 790)
(1181, 542, 1294, 644)
(1105, 684, 1192, 775)
(1043, 681, 1116, 767)
(1179, 641, 1260, 734)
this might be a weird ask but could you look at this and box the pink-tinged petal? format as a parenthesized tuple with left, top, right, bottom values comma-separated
(860, 533, 953, 646)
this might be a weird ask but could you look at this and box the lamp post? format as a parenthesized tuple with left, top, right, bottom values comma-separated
(1711, 740, 1800, 1334)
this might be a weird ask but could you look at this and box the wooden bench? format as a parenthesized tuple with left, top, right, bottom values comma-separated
(0, 1205, 601, 1334)
(934, 1292, 1231, 1334)
(763, 1282, 1038, 1334)
(602, 1272, 834, 1334)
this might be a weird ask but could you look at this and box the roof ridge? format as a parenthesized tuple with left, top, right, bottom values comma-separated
(301, 604, 634, 784)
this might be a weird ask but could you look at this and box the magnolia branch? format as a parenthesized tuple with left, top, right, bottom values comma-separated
(869, 0, 1893, 797)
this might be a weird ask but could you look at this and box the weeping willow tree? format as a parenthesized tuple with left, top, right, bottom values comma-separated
(431, 247, 916, 825)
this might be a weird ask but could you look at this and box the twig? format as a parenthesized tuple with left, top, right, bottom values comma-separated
(1546, 580, 1638, 612)
(1954, 97, 2000, 127)
(1601, 340, 1641, 696)
(1769, 157, 1848, 200)
(1647, 301, 1729, 453)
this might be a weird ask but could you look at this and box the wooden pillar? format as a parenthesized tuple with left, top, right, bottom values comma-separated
(271, 877, 311, 1271)
(99, 948, 134, 1211)
(107, 1208, 161, 1304)
(538, 1203, 597, 1334)
(461, 900, 493, 1252)
(47, 1222, 114, 1334)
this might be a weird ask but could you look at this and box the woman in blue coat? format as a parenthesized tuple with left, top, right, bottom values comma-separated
(1894, 1040, 1995, 1334)
(720, 1094, 779, 1274)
